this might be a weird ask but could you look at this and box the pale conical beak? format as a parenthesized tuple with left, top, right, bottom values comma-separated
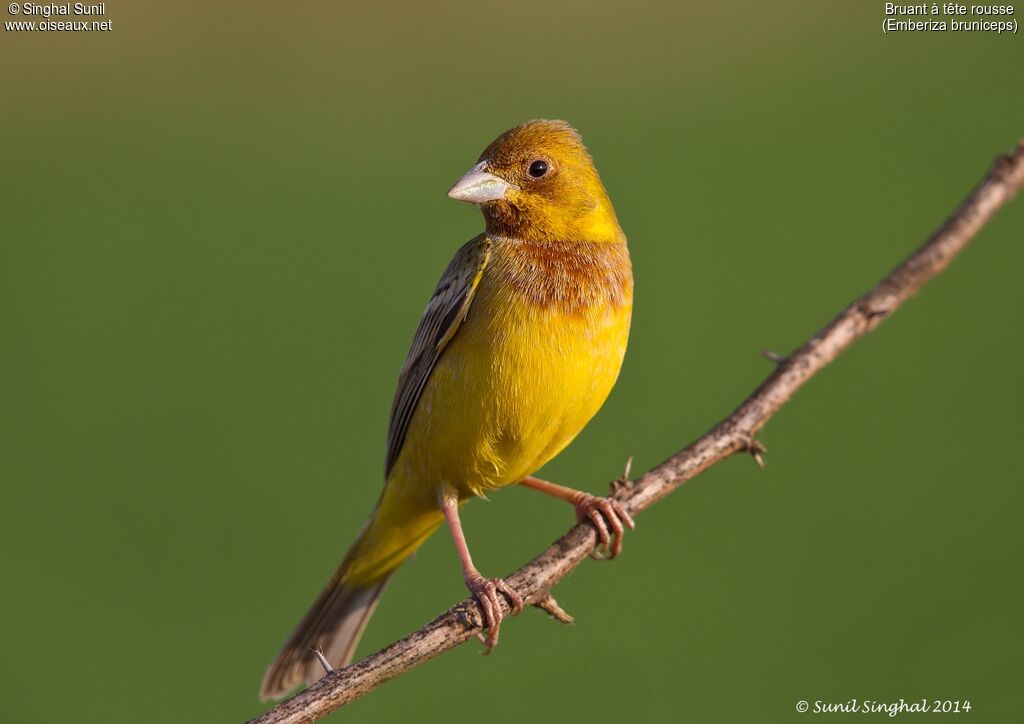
(447, 161, 513, 204)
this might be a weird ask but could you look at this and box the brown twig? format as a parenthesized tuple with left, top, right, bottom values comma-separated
(250, 141, 1024, 724)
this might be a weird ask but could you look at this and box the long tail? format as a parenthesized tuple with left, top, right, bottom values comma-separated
(260, 483, 444, 700)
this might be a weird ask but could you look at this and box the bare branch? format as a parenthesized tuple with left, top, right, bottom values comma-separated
(251, 141, 1024, 724)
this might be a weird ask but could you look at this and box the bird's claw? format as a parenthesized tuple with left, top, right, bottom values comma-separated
(465, 574, 523, 653)
(575, 494, 635, 560)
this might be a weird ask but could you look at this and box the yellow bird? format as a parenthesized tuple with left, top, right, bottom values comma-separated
(261, 119, 634, 700)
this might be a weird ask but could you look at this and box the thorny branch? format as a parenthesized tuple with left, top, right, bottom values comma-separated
(251, 141, 1024, 724)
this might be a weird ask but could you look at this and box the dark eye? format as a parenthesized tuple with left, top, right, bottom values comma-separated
(527, 159, 549, 178)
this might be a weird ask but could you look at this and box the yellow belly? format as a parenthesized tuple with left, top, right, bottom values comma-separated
(389, 246, 632, 500)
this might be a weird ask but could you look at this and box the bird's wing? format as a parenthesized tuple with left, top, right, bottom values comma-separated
(385, 234, 492, 477)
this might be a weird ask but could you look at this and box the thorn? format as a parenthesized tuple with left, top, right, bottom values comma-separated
(745, 436, 767, 468)
(611, 455, 634, 494)
(533, 593, 574, 624)
(994, 148, 1017, 176)
(456, 608, 480, 630)
(858, 300, 892, 322)
(313, 647, 333, 674)
(761, 349, 786, 364)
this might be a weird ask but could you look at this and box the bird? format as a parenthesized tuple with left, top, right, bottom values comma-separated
(260, 119, 635, 700)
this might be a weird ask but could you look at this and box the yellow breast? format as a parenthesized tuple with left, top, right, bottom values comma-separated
(390, 236, 632, 499)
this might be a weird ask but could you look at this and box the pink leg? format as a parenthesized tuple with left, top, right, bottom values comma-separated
(439, 491, 523, 653)
(520, 476, 636, 559)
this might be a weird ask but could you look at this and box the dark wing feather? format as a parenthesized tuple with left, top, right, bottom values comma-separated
(385, 235, 491, 476)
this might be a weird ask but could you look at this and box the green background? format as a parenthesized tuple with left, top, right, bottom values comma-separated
(2, 2, 1021, 722)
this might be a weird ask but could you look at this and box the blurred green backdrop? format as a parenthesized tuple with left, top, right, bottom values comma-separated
(2, 1, 1022, 722)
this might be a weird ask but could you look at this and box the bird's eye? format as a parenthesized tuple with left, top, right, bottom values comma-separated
(527, 159, 549, 178)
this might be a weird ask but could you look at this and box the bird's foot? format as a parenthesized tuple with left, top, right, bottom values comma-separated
(575, 494, 636, 560)
(520, 476, 637, 560)
(465, 574, 523, 653)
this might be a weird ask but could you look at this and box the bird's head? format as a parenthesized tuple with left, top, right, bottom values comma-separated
(447, 120, 624, 244)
